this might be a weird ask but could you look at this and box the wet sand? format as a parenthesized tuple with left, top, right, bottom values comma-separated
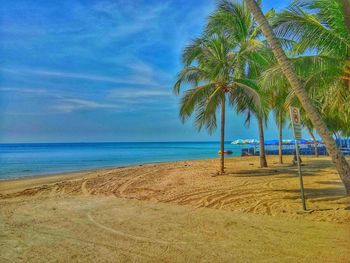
(1, 156, 349, 262)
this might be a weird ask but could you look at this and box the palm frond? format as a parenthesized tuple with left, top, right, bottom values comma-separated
(179, 83, 216, 122)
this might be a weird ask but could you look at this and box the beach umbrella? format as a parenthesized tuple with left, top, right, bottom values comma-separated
(247, 139, 259, 144)
(231, 139, 244, 145)
(264, 140, 279, 145)
(282, 139, 292, 145)
(298, 139, 308, 144)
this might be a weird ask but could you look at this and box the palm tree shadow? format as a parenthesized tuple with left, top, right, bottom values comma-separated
(275, 187, 348, 202)
(227, 165, 329, 178)
(227, 168, 282, 177)
(227, 159, 349, 203)
(315, 181, 343, 186)
(272, 159, 337, 178)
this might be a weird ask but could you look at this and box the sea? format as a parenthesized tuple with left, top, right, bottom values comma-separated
(0, 142, 242, 179)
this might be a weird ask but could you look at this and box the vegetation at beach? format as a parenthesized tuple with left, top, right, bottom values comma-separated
(173, 0, 350, 193)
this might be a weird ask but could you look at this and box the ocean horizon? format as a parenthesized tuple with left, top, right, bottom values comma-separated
(0, 141, 243, 179)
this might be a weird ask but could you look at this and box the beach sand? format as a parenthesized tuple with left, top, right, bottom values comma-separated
(1, 156, 349, 262)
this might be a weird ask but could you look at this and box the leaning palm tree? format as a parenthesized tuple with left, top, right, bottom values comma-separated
(245, 0, 350, 193)
(260, 43, 342, 161)
(174, 34, 260, 174)
(262, 54, 347, 159)
(272, 0, 350, 136)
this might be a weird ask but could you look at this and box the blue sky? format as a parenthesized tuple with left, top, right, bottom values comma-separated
(0, 0, 308, 143)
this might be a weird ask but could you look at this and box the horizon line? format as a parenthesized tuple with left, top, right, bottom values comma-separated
(0, 138, 311, 145)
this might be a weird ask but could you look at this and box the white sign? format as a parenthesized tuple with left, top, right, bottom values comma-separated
(289, 106, 302, 140)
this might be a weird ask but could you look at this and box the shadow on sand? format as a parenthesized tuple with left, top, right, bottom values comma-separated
(275, 187, 346, 200)
(226, 158, 335, 177)
(227, 158, 349, 204)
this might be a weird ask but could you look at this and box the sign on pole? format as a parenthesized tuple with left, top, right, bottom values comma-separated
(289, 106, 307, 211)
(290, 106, 302, 140)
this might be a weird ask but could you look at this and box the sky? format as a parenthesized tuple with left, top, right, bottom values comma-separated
(0, 0, 308, 143)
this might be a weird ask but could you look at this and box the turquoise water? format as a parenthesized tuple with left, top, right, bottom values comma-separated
(0, 142, 242, 179)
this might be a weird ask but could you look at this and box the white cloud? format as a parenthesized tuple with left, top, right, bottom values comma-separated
(109, 88, 170, 99)
(69, 0, 171, 50)
(0, 67, 160, 86)
(0, 87, 47, 94)
(52, 98, 119, 113)
(0, 56, 173, 88)
(128, 60, 154, 77)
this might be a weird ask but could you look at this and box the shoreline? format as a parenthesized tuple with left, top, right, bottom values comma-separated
(0, 156, 238, 195)
(1, 155, 349, 224)
(0, 152, 239, 181)
(0, 157, 220, 183)
(0, 154, 301, 182)
(0, 159, 181, 195)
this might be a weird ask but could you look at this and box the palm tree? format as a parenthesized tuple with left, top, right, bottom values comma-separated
(262, 56, 348, 159)
(245, 0, 350, 194)
(236, 61, 270, 168)
(256, 106, 268, 167)
(174, 34, 260, 174)
(260, 57, 291, 165)
(237, 88, 269, 167)
(273, 0, 350, 137)
(206, 0, 273, 167)
(270, 88, 289, 164)
(260, 44, 347, 161)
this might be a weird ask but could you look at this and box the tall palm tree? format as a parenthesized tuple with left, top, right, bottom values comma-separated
(236, 88, 269, 167)
(260, 52, 291, 165)
(174, 34, 260, 174)
(269, 87, 289, 164)
(236, 59, 271, 168)
(245, 0, 350, 194)
(206, 0, 273, 167)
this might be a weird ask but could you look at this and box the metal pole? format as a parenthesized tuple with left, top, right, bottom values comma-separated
(294, 139, 307, 211)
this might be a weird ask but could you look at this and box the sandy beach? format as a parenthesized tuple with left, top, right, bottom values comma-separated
(1, 156, 350, 262)
(3, 0, 350, 262)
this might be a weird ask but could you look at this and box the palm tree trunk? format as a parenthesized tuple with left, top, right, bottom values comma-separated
(278, 111, 283, 164)
(342, 0, 350, 32)
(220, 95, 225, 174)
(258, 115, 268, 168)
(307, 126, 319, 157)
(245, 0, 350, 194)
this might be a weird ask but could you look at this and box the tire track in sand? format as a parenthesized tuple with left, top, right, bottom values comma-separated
(116, 168, 160, 197)
(87, 213, 170, 245)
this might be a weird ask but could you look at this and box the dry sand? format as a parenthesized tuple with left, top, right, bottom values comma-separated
(1, 156, 349, 262)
